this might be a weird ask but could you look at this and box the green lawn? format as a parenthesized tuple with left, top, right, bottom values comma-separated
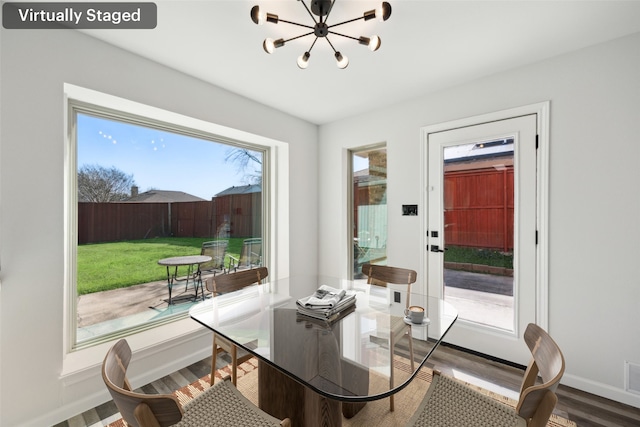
(444, 245, 513, 269)
(78, 239, 512, 295)
(77, 237, 245, 295)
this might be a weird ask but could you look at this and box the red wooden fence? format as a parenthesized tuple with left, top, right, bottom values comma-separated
(78, 193, 261, 244)
(444, 166, 514, 252)
(81, 166, 510, 251)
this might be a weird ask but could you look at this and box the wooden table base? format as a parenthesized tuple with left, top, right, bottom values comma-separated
(258, 360, 343, 427)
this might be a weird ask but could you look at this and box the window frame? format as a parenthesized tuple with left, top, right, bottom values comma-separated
(348, 144, 388, 279)
(63, 84, 285, 356)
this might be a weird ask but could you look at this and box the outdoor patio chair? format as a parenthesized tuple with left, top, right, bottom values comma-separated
(361, 263, 417, 412)
(205, 267, 269, 386)
(179, 241, 228, 301)
(102, 338, 291, 427)
(228, 237, 262, 272)
(199, 240, 229, 277)
(405, 323, 565, 427)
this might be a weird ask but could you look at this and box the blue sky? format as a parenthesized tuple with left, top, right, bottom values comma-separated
(77, 113, 261, 200)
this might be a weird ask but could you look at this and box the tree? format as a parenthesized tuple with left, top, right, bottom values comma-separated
(225, 148, 262, 185)
(78, 164, 136, 202)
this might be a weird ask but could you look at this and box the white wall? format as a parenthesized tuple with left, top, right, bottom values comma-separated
(0, 28, 318, 426)
(318, 32, 640, 407)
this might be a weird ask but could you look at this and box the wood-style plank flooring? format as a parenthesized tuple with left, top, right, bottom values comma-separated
(425, 344, 640, 427)
(57, 344, 640, 427)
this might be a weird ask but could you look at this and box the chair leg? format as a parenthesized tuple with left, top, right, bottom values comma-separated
(210, 334, 218, 386)
(389, 334, 395, 412)
(407, 327, 415, 371)
(231, 345, 238, 385)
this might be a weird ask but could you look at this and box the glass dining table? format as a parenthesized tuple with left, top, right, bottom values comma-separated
(189, 275, 458, 427)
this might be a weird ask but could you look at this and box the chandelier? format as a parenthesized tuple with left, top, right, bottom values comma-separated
(250, 0, 392, 69)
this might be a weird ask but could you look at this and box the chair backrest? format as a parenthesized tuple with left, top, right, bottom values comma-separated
(239, 238, 262, 267)
(516, 323, 566, 426)
(361, 263, 417, 306)
(206, 266, 269, 296)
(102, 339, 183, 427)
(200, 240, 229, 272)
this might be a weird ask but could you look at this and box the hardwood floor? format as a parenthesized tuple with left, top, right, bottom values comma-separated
(425, 344, 640, 427)
(57, 344, 640, 427)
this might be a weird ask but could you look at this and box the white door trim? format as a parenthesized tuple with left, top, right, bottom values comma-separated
(419, 102, 550, 331)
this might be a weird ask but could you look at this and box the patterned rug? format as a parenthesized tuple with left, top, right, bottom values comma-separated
(108, 357, 576, 426)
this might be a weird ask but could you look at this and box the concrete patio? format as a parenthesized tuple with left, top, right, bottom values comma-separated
(76, 269, 515, 342)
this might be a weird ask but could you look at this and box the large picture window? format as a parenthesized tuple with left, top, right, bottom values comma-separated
(67, 92, 268, 350)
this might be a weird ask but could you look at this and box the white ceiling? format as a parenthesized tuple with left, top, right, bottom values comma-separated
(81, 0, 640, 125)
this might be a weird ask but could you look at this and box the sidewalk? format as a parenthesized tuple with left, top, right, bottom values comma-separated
(445, 268, 514, 330)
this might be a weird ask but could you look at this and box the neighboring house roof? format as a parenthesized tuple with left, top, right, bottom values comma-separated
(124, 190, 205, 203)
(215, 184, 261, 196)
(445, 138, 514, 164)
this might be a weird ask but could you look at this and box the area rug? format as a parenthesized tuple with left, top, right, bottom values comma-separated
(108, 357, 576, 426)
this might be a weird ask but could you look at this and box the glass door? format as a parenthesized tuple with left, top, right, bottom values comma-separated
(427, 115, 537, 364)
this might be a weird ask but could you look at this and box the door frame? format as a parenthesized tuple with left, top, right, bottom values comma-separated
(419, 102, 550, 332)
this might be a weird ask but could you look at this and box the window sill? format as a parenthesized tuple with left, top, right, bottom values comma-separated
(61, 317, 208, 381)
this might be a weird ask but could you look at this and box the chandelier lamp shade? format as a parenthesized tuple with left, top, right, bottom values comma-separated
(250, 0, 392, 69)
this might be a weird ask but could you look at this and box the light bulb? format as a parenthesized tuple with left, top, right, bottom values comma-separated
(263, 38, 284, 54)
(251, 6, 278, 24)
(335, 52, 349, 69)
(375, 2, 392, 21)
(368, 35, 381, 51)
(297, 52, 310, 69)
(263, 38, 275, 54)
(251, 6, 265, 25)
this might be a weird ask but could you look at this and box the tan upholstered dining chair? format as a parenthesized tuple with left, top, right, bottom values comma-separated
(361, 263, 418, 412)
(205, 267, 269, 386)
(405, 323, 565, 427)
(102, 338, 290, 427)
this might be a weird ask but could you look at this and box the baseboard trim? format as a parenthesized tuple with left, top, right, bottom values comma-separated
(440, 342, 640, 410)
(440, 341, 527, 370)
(21, 328, 212, 427)
(563, 373, 640, 409)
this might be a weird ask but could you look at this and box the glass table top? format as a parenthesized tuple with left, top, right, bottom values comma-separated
(189, 275, 458, 402)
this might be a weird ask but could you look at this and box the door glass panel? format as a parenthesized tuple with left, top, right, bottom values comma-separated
(442, 138, 515, 331)
(352, 147, 387, 278)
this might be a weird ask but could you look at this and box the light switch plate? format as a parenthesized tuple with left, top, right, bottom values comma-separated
(394, 291, 401, 303)
(402, 205, 418, 216)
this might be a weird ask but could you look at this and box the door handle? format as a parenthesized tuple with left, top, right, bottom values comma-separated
(430, 245, 446, 253)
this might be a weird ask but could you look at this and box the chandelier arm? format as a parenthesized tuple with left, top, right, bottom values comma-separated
(278, 18, 314, 30)
(327, 16, 364, 28)
(323, 0, 337, 23)
(325, 36, 338, 54)
(283, 32, 315, 43)
(327, 30, 360, 42)
(299, 1, 318, 24)
(307, 37, 319, 53)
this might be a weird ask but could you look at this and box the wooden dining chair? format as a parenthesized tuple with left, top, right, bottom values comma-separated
(102, 338, 290, 427)
(205, 267, 269, 386)
(405, 323, 566, 427)
(361, 263, 417, 412)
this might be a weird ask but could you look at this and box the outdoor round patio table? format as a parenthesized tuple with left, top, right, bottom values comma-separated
(158, 255, 212, 305)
